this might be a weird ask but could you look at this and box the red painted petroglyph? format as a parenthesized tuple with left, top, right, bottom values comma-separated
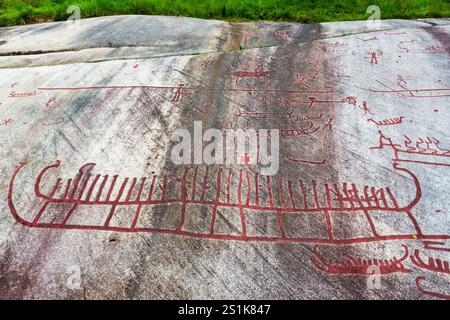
(416, 277, 450, 300)
(310, 244, 411, 275)
(370, 51, 381, 64)
(367, 117, 404, 126)
(294, 73, 313, 89)
(371, 131, 450, 167)
(350, 100, 374, 116)
(360, 101, 374, 115)
(9, 90, 40, 97)
(357, 75, 450, 99)
(8, 160, 438, 244)
(234, 109, 293, 119)
(323, 118, 334, 131)
(280, 124, 320, 137)
(45, 97, 57, 108)
(255, 95, 353, 109)
(293, 112, 324, 122)
(423, 241, 450, 253)
(1, 118, 13, 126)
(398, 41, 446, 54)
(358, 75, 450, 98)
(170, 84, 187, 102)
(334, 42, 348, 47)
(411, 249, 450, 275)
(285, 156, 326, 165)
(346, 96, 357, 106)
(229, 64, 273, 86)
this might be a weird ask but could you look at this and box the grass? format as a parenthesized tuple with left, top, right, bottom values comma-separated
(1, 0, 450, 27)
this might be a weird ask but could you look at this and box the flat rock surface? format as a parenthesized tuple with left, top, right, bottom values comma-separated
(0, 15, 449, 299)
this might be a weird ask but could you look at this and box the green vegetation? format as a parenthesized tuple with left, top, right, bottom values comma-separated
(1, 0, 450, 27)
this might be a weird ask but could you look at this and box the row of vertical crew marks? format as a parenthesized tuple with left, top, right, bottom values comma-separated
(8, 161, 425, 244)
